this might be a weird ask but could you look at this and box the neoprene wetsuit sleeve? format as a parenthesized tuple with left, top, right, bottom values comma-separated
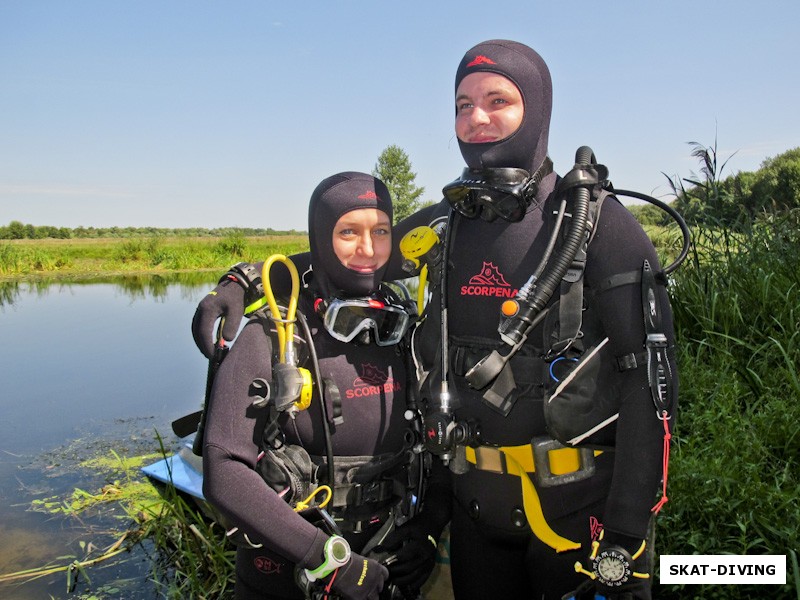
(202, 320, 326, 565)
(585, 198, 678, 539)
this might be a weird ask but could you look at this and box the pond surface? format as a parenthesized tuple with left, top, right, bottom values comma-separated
(0, 275, 217, 599)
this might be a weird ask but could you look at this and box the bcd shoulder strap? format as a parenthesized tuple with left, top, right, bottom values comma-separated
(549, 185, 610, 357)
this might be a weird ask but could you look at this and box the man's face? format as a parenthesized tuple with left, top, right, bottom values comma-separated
(455, 72, 524, 144)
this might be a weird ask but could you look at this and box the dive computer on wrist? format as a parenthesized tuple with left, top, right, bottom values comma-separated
(304, 535, 351, 582)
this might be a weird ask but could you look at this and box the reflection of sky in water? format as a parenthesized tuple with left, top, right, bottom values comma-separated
(0, 280, 212, 455)
(0, 278, 219, 598)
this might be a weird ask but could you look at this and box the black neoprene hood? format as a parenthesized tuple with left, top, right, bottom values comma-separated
(308, 171, 393, 298)
(455, 39, 553, 175)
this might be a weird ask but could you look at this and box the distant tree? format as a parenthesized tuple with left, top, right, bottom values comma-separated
(7, 221, 25, 239)
(670, 142, 800, 228)
(626, 202, 670, 227)
(372, 145, 425, 223)
(748, 147, 800, 215)
(669, 140, 746, 227)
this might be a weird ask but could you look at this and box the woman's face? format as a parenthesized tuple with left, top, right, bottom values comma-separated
(455, 72, 524, 144)
(331, 208, 392, 273)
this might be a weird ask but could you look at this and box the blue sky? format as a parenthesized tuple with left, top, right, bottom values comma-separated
(2, 1, 798, 230)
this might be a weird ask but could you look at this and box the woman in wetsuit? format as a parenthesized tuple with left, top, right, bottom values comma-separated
(202, 172, 450, 600)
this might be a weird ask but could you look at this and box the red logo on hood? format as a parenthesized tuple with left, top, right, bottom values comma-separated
(467, 55, 497, 68)
(358, 190, 378, 200)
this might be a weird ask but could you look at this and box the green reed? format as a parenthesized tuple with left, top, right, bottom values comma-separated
(657, 210, 800, 599)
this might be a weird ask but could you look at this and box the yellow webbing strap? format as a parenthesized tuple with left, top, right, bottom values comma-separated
(465, 444, 590, 553)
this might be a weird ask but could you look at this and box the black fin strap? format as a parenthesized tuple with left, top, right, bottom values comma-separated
(593, 269, 641, 295)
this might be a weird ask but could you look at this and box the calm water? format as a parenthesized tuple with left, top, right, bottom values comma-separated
(0, 275, 216, 599)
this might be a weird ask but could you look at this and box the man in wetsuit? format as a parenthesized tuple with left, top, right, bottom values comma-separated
(194, 40, 677, 600)
(387, 40, 677, 600)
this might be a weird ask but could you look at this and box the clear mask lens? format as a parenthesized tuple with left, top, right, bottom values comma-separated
(323, 298, 410, 346)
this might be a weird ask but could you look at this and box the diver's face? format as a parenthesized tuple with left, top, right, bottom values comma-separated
(332, 208, 392, 274)
(455, 72, 524, 144)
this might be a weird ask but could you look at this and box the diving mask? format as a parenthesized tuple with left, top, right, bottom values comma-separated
(320, 294, 411, 346)
(443, 158, 553, 222)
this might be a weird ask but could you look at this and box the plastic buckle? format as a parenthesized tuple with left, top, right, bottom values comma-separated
(532, 436, 596, 488)
(646, 332, 668, 349)
(350, 480, 388, 506)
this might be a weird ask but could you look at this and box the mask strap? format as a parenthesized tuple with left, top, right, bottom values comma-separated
(522, 156, 554, 200)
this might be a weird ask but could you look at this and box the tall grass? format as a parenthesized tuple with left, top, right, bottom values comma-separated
(658, 210, 800, 598)
(137, 436, 235, 599)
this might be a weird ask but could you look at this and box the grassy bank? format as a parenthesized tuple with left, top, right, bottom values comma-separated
(0, 234, 309, 279)
(1, 222, 683, 281)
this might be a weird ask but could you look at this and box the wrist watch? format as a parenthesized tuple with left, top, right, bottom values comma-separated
(304, 535, 351, 582)
(592, 545, 633, 586)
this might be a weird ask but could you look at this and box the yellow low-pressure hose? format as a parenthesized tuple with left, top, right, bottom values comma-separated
(399, 225, 440, 314)
(417, 264, 428, 315)
(261, 255, 300, 364)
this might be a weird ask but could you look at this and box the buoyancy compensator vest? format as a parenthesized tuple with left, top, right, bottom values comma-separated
(408, 147, 690, 453)
(246, 279, 427, 535)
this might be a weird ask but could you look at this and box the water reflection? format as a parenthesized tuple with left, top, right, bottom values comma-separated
(0, 274, 218, 598)
(0, 271, 218, 307)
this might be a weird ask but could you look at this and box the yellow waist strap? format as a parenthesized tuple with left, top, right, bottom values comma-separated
(464, 443, 601, 553)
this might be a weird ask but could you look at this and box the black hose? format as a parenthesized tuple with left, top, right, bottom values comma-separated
(614, 188, 692, 274)
(438, 208, 456, 408)
(528, 145, 594, 312)
(296, 310, 335, 492)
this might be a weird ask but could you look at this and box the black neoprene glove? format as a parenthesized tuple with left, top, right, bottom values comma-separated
(372, 457, 451, 592)
(191, 278, 245, 358)
(372, 519, 439, 591)
(330, 552, 389, 600)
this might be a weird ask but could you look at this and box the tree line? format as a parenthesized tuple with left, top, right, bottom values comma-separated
(1, 144, 426, 240)
(5, 143, 797, 239)
(0, 223, 305, 240)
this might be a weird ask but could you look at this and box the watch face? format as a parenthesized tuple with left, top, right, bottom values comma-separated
(594, 549, 632, 586)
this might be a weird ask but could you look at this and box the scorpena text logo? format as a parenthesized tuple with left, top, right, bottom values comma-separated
(460, 262, 518, 298)
(345, 363, 402, 399)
